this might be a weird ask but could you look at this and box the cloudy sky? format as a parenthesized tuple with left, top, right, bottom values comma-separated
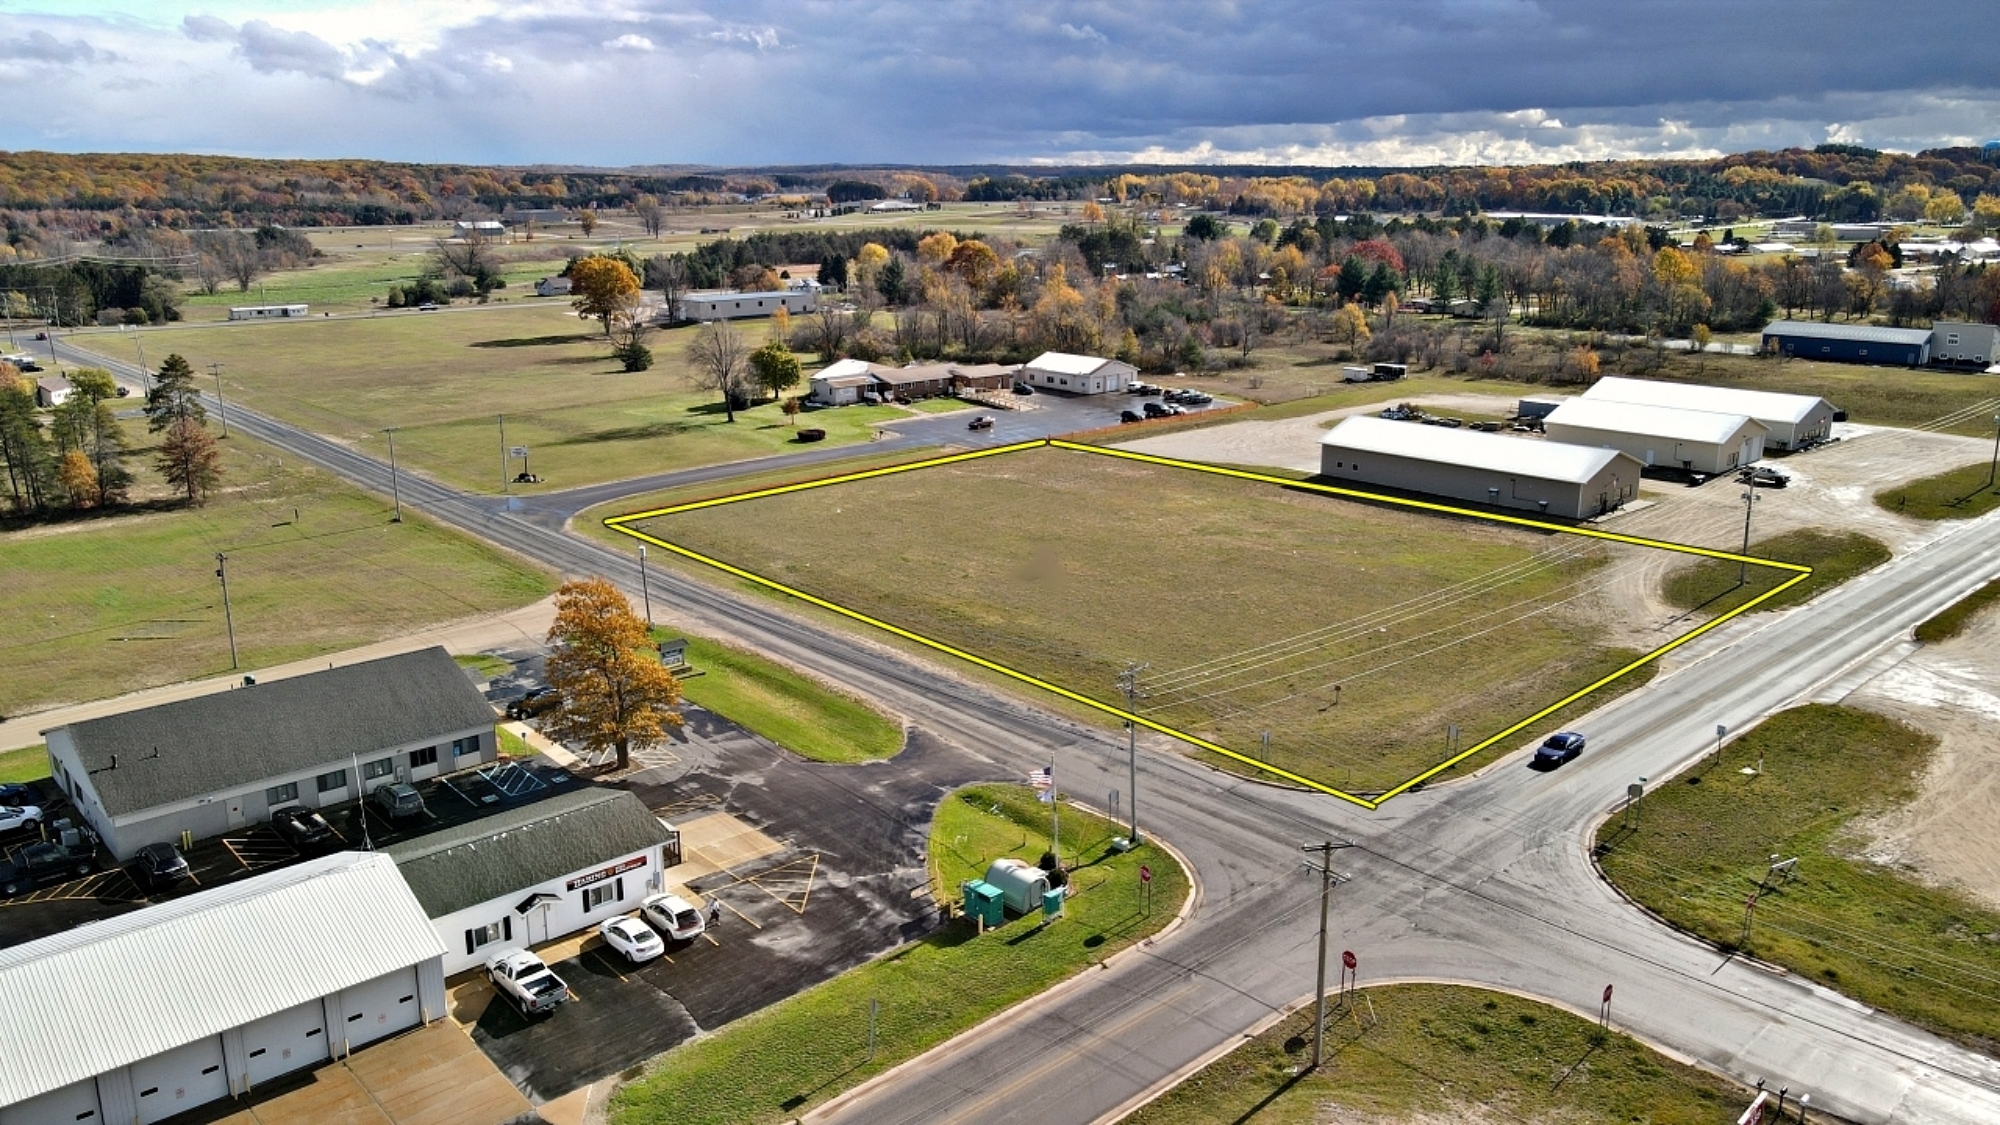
(1, 0, 1996, 168)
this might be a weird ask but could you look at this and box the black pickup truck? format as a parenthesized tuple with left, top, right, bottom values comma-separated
(0, 829, 99, 896)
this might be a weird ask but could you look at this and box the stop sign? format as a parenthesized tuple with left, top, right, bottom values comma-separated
(1603, 984, 1614, 1004)
(1342, 950, 1357, 970)
(1139, 864, 1152, 883)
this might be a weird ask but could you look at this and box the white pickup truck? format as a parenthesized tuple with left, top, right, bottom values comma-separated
(486, 949, 570, 1015)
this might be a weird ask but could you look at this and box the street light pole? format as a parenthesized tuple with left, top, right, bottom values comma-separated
(1300, 840, 1355, 1071)
(208, 363, 228, 438)
(384, 427, 402, 522)
(498, 414, 509, 494)
(638, 545, 652, 626)
(1117, 662, 1148, 845)
(215, 552, 238, 670)
(1738, 488, 1759, 586)
(1987, 413, 2000, 491)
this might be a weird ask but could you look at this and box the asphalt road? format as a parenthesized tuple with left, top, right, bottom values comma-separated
(62, 335, 2000, 1122)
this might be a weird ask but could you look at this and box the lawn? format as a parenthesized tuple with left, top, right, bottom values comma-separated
(67, 306, 901, 495)
(618, 443, 1660, 793)
(1914, 577, 2000, 644)
(671, 633, 903, 763)
(904, 396, 974, 414)
(1873, 460, 2000, 520)
(1124, 985, 1748, 1125)
(174, 248, 575, 321)
(1661, 528, 1890, 616)
(0, 746, 47, 784)
(1595, 704, 2000, 1053)
(0, 431, 556, 717)
(611, 784, 1187, 1125)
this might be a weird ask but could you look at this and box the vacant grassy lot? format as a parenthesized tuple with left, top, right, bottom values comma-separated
(1874, 460, 2000, 520)
(1126, 984, 1748, 1125)
(612, 784, 1186, 1125)
(1596, 704, 2000, 1053)
(69, 305, 897, 494)
(0, 746, 46, 784)
(176, 248, 575, 321)
(1662, 528, 1890, 617)
(673, 634, 903, 763)
(1915, 578, 2000, 644)
(622, 444, 1655, 793)
(0, 432, 555, 717)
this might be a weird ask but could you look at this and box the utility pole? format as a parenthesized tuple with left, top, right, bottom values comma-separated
(498, 414, 509, 493)
(215, 553, 238, 670)
(1987, 413, 2000, 491)
(208, 362, 228, 438)
(1117, 662, 1148, 845)
(383, 427, 403, 522)
(638, 545, 653, 626)
(1738, 487, 1759, 586)
(1299, 840, 1355, 1071)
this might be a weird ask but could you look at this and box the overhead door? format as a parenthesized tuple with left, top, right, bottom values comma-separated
(242, 997, 330, 1089)
(130, 1037, 227, 1125)
(0, 1079, 101, 1125)
(338, 966, 420, 1050)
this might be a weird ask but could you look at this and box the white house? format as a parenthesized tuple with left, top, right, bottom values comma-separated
(676, 289, 816, 321)
(386, 788, 678, 976)
(1321, 416, 1641, 520)
(451, 220, 505, 238)
(534, 276, 573, 297)
(1020, 351, 1136, 394)
(1543, 398, 1767, 475)
(43, 647, 499, 861)
(227, 305, 309, 321)
(33, 376, 71, 409)
(808, 358, 879, 406)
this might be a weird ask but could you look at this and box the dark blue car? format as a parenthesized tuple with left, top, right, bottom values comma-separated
(1534, 731, 1587, 767)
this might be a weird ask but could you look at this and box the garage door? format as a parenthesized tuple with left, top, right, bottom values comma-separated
(0, 1078, 101, 1125)
(242, 997, 331, 1089)
(338, 966, 420, 1050)
(130, 1037, 227, 1125)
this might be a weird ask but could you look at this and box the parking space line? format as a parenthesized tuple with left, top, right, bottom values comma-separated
(588, 947, 629, 982)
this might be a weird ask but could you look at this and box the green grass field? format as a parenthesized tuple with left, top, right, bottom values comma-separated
(1914, 577, 2000, 644)
(672, 633, 903, 763)
(1125, 985, 1748, 1125)
(0, 431, 555, 717)
(618, 444, 1658, 793)
(68, 306, 898, 495)
(1595, 704, 2000, 1053)
(175, 249, 576, 321)
(1661, 528, 1890, 616)
(1874, 460, 2000, 520)
(611, 784, 1186, 1125)
(0, 746, 47, 784)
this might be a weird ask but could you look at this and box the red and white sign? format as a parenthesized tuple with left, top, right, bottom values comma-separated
(565, 854, 649, 892)
(1342, 950, 1357, 971)
(1603, 984, 1614, 1004)
(1139, 864, 1152, 884)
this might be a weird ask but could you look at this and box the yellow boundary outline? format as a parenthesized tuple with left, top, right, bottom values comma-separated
(606, 439, 1810, 810)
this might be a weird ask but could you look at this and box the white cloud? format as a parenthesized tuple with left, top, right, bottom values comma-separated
(1058, 22, 1106, 45)
(606, 33, 655, 51)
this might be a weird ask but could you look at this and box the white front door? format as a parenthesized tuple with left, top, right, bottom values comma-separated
(225, 798, 246, 830)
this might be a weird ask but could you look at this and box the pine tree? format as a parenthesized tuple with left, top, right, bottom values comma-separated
(145, 354, 205, 433)
(0, 366, 57, 514)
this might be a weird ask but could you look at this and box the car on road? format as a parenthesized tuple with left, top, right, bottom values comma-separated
(486, 949, 569, 1015)
(640, 892, 706, 942)
(271, 806, 338, 852)
(599, 915, 665, 963)
(1534, 731, 1587, 767)
(131, 842, 190, 890)
(0, 830, 97, 896)
(0, 806, 40, 837)
(370, 783, 426, 822)
(967, 415, 994, 430)
(417, 302, 438, 311)
(506, 687, 560, 719)
(1119, 409, 1145, 424)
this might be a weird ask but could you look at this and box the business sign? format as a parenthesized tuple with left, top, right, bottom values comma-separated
(566, 853, 648, 891)
(510, 446, 529, 458)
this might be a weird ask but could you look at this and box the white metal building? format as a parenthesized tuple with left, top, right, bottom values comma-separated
(1931, 321, 2000, 368)
(1543, 398, 1767, 475)
(677, 289, 816, 321)
(1580, 375, 1837, 451)
(1020, 351, 1136, 394)
(387, 788, 678, 976)
(226, 305, 309, 321)
(0, 852, 447, 1125)
(44, 647, 499, 860)
(1320, 416, 1642, 519)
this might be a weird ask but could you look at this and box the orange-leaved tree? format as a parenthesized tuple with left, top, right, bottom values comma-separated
(570, 256, 641, 335)
(541, 577, 682, 771)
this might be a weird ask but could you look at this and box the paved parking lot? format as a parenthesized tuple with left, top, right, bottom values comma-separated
(879, 384, 1235, 448)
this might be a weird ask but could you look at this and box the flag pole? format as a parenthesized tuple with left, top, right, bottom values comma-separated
(1050, 757, 1059, 865)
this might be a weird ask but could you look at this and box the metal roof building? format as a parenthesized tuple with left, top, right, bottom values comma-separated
(1580, 375, 1837, 450)
(1320, 416, 1642, 519)
(0, 852, 446, 1124)
(1021, 351, 1136, 394)
(1760, 319, 1931, 367)
(1543, 398, 1768, 476)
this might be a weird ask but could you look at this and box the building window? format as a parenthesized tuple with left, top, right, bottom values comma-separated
(316, 769, 347, 793)
(1947, 333, 1960, 346)
(362, 757, 395, 780)
(410, 746, 438, 769)
(582, 881, 619, 911)
(464, 917, 511, 955)
(266, 781, 299, 806)
(453, 735, 479, 758)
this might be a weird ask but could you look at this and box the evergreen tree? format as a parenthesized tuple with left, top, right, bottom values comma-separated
(0, 368, 57, 514)
(145, 353, 205, 432)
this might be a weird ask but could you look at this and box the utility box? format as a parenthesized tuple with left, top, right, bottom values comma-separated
(984, 858, 1052, 914)
(962, 880, 1004, 928)
(1042, 886, 1065, 920)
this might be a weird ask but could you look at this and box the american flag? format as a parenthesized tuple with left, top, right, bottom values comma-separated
(1028, 766, 1052, 790)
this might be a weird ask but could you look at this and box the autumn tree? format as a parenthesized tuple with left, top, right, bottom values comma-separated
(579, 209, 599, 237)
(608, 295, 654, 372)
(541, 576, 683, 772)
(781, 395, 802, 426)
(853, 242, 890, 294)
(57, 449, 97, 509)
(432, 229, 502, 294)
(916, 231, 959, 267)
(689, 319, 751, 422)
(145, 354, 206, 432)
(1690, 323, 1713, 373)
(1328, 304, 1371, 349)
(570, 256, 641, 334)
(646, 253, 691, 321)
(51, 368, 129, 504)
(749, 340, 802, 401)
(156, 417, 223, 505)
(633, 194, 665, 238)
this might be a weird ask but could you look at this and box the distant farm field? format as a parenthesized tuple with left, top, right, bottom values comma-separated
(69, 305, 894, 495)
(620, 445, 1658, 792)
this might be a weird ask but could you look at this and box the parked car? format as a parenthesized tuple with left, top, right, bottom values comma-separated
(1011, 382, 1034, 395)
(1740, 466, 1789, 489)
(271, 806, 338, 852)
(1183, 391, 1213, 405)
(1128, 382, 1155, 395)
(370, 783, 426, 821)
(1534, 731, 1587, 767)
(131, 842, 190, 890)
(1142, 401, 1171, 418)
(640, 892, 706, 942)
(506, 687, 560, 719)
(487, 949, 570, 1015)
(0, 784, 38, 810)
(599, 915, 666, 963)
(1119, 409, 1145, 424)
(0, 828, 97, 896)
(967, 415, 994, 430)
(0, 806, 42, 837)
(417, 302, 438, 311)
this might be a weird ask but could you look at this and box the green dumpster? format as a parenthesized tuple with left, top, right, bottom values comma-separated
(963, 880, 1005, 928)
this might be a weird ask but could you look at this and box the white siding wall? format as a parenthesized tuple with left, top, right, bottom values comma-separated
(428, 845, 665, 976)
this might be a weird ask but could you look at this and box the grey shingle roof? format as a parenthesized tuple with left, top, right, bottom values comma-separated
(62, 647, 495, 817)
(385, 788, 672, 918)
(1761, 320, 1933, 346)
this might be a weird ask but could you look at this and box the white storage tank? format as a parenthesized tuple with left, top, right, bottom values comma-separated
(983, 858, 1051, 915)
